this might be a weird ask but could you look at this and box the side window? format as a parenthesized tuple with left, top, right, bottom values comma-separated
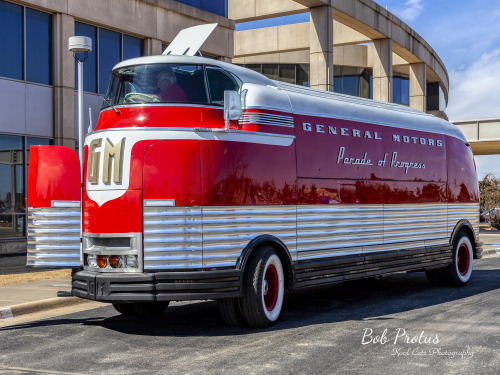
(206, 67, 240, 103)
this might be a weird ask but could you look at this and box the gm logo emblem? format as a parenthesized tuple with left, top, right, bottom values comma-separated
(87, 137, 126, 184)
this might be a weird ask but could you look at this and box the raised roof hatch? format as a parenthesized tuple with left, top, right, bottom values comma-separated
(163, 23, 218, 56)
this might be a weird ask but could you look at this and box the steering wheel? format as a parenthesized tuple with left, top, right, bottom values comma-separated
(124, 92, 161, 103)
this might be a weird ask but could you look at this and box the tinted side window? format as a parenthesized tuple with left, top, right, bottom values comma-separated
(206, 68, 239, 103)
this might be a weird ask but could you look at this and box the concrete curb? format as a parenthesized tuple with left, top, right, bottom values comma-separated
(0, 296, 88, 321)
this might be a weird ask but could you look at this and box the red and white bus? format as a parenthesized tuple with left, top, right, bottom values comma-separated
(26, 28, 482, 328)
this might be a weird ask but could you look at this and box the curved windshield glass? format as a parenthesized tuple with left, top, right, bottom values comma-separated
(102, 64, 209, 107)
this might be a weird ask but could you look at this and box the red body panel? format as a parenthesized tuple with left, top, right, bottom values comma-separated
(83, 189, 142, 233)
(295, 114, 446, 182)
(143, 141, 202, 206)
(298, 179, 447, 205)
(96, 106, 239, 131)
(200, 140, 298, 205)
(27, 146, 81, 208)
(446, 137, 479, 203)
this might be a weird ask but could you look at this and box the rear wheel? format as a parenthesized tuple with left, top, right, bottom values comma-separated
(240, 246, 285, 328)
(426, 232, 473, 287)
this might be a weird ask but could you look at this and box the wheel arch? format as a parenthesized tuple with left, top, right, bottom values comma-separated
(237, 235, 295, 291)
(450, 219, 480, 259)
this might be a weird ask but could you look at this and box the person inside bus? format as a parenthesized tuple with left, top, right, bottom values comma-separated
(156, 68, 187, 102)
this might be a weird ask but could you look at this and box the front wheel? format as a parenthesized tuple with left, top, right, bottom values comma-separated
(240, 246, 285, 328)
(112, 301, 169, 317)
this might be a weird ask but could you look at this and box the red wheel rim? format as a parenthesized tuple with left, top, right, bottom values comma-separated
(457, 243, 470, 276)
(264, 264, 279, 311)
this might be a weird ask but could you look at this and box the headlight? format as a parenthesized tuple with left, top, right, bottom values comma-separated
(87, 254, 98, 268)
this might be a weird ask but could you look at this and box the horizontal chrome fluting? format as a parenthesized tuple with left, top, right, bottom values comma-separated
(143, 207, 202, 269)
(143, 206, 297, 269)
(27, 207, 81, 268)
(240, 112, 294, 127)
(142, 203, 479, 269)
(297, 205, 383, 258)
(447, 204, 479, 238)
(384, 204, 449, 245)
(202, 206, 297, 268)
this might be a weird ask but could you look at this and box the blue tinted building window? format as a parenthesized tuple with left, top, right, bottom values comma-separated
(26, 9, 52, 85)
(75, 22, 97, 93)
(123, 35, 143, 61)
(174, 0, 227, 17)
(393, 74, 409, 105)
(0, 1, 23, 80)
(0, 3, 52, 84)
(202, 0, 226, 16)
(98, 29, 121, 94)
(342, 67, 360, 97)
(333, 66, 372, 99)
(176, 0, 201, 8)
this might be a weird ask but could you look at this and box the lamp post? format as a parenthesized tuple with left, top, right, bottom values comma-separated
(68, 36, 92, 183)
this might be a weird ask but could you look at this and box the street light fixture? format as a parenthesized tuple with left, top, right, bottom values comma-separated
(69, 36, 92, 183)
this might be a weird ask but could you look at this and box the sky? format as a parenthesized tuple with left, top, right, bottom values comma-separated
(236, 0, 500, 179)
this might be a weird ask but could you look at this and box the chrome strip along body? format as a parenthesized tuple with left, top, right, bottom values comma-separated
(143, 206, 297, 269)
(27, 207, 81, 268)
(240, 112, 294, 128)
(142, 203, 479, 270)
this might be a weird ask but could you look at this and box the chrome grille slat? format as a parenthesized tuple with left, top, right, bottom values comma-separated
(27, 207, 81, 268)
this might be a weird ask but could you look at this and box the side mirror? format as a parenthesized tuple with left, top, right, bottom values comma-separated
(224, 90, 242, 131)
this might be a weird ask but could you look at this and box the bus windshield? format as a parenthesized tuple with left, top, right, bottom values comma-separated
(102, 64, 209, 107)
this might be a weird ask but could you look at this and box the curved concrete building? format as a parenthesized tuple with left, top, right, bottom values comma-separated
(230, 0, 448, 119)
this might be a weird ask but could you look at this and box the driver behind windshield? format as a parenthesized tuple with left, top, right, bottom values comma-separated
(156, 68, 187, 102)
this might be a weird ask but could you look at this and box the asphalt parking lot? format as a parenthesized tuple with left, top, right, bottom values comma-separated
(0, 254, 498, 375)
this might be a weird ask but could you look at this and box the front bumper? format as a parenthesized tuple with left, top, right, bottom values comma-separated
(72, 269, 241, 302)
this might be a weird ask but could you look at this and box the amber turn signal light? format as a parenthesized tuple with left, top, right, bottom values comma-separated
(96, 255, 107, 268)
(109, 255, 123, 268)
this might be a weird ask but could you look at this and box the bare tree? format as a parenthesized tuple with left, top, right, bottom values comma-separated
(479, 174, 500, 229)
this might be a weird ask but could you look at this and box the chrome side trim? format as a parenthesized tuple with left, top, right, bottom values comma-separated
(447, 203, 480, 240)
(297, 205, 383, 259)
(384, 204, 448, 244)
(27, 207, 81, 268)
(141, 203, 479, 270)
(143, 207, 203, 269)
(202, 206, 297, 268)
(240, 112, 294, 128)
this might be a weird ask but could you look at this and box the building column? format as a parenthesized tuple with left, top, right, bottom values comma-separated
(53, 13, 76, 148)
(309, 6, 333, 91)
(409, 62, 426, 112)
(372, 38, 393, 102)
(144, 38, 163, 56)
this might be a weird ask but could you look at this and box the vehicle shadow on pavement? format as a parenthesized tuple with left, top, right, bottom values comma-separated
(2, 265, 499, 336)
